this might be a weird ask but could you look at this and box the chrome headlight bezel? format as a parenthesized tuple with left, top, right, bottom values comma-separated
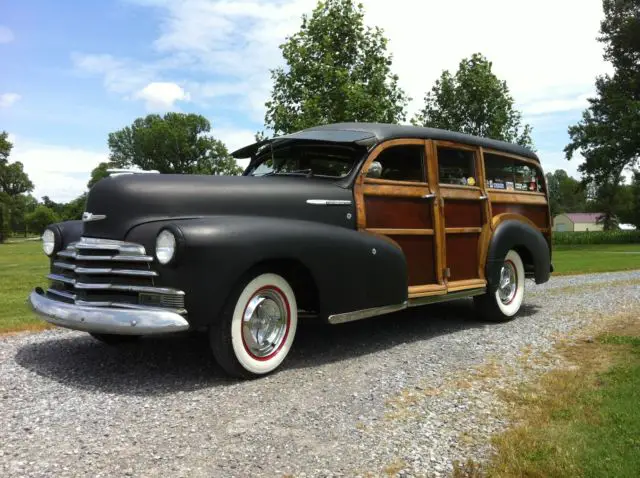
(155, 229, 177, 265)
(42, 228, 60, 257)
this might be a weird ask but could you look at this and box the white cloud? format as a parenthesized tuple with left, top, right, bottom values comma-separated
(10, 137, 107, 202)
(0, 26, 14, 44)
(135, 82, 191, 110)
(0, 92, 21, 108)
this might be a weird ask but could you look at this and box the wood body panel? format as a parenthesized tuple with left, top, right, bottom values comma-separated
(491, 203, 550, 229)
(443, 199, 484, 228)
(365, 196, 434, 229)
(392, 235, 437, 286)
(445, 234, 480, 281)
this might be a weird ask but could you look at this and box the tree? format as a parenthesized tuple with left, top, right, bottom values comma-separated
(0, 131, 12, 163)
(412, 53, 534, 148)
(61, 193, 87, 221)
(25, 205, 60, 235)
(88, 162, 114, 189)
(107, 113, 243, 175)
(0, 132, 34, 197)
(565, 1, 639, 189)
(545, 169, 588, 217)
(264, 0, 409, 135)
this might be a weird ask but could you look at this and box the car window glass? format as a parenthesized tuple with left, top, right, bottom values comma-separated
(485, 153, 545, 192)
(437, 147, 476, 186)
(369, 145, 426, 182)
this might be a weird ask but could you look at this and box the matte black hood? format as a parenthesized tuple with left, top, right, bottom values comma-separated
(83, 174, 355, 239)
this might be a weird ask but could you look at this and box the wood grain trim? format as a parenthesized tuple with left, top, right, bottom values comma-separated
(440, 187, 483, 200)
(447, 279, 487, 292)
(354, 181, 366, 230)
(362, 184, 430, 198)
(363, 177, 427, 187)
(434, 140, 479, 152)
(488, 191, 548, 205)
(477, 223, 492, 279)
(426, 140, 445, 285)
(491, 213, 539, 231)
(445, 227, 483, 234)
(408, 284, 447, 298)
(367, 228, 434, 236)
(477, 147, 491, 280)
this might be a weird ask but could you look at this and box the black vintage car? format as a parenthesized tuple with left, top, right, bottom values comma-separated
(29, 123, 552, 378)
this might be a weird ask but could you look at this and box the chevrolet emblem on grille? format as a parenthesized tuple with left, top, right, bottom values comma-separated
(82, 212, 107, 222)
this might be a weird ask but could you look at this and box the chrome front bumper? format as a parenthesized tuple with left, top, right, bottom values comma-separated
(28, 289, 190, 335)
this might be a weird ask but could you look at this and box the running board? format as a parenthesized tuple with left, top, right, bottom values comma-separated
(327, 287, 486, 325)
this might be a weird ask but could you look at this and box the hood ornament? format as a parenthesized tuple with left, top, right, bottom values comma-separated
(82, 212, 107, 222)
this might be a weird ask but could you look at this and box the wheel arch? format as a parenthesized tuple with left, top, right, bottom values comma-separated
(485, 219, 551, 291)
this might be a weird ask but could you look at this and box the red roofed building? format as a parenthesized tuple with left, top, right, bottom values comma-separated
(553, 213, 604, 232)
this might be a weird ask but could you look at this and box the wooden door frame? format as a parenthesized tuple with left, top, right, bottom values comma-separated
(355, 139, 446, 298)
(430, 139, 491, 292)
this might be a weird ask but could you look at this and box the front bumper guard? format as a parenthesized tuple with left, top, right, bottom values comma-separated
(28, 288, 190, 335)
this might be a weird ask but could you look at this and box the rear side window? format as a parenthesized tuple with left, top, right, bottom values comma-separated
(484, 153, 545, 193)
(369, 144, 426, 182)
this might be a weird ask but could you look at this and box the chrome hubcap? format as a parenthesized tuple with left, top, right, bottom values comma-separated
(498, 261, 517, 305)
(242, 289, 288, 358)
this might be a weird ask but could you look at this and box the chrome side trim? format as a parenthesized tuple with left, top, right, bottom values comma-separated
(82, 212, 106, 222)
(328, 301, 408, 325)
(306, 199, 353, 206)
(408, 288, 486, 307)
(327, 287, 489, 324)
(29, 289, 189, 335)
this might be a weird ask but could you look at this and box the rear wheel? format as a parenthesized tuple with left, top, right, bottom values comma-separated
(89, 333, 141, 345)
(474, 249, 525, 322)
(210, 272, 298, 379)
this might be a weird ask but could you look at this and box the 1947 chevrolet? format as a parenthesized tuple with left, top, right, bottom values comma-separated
(29, 123, 552, 379)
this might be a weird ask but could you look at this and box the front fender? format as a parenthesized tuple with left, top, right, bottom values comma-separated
(486, 220, 551, 291)
(126, 216, 408, 326)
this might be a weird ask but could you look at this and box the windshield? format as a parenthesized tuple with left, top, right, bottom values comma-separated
(246, 141, 363, 178)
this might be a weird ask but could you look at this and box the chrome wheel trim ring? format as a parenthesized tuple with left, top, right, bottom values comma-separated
(241, 287, 290, 360)
(498, 260, 518, 305)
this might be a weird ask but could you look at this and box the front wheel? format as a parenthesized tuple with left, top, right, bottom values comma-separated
(474, 249, 525, 322)
(210, 272, 298, 379)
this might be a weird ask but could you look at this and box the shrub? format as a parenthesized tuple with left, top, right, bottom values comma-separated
(552, 230, 640, 245)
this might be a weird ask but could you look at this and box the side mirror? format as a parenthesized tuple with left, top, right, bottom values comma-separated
(366, 161, 382, 178)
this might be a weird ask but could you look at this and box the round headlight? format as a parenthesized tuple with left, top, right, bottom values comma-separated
(156, 230, 176, 265)
(42, 229, 56, 256)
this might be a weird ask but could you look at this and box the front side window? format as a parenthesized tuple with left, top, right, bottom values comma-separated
(247, 142, 362, 178)
(366, 145, 426, 182)
(437, 147, 477, 186)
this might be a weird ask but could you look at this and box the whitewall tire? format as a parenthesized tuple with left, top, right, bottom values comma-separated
(474, 249, 525, 322)
(210, 272, 298, 379)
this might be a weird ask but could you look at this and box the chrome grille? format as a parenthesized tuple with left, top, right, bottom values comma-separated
(46, 237, 185, 314)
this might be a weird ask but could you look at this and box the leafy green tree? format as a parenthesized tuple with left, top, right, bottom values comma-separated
(0, 194, 10, 242)
(87, 162, 115, 189)
(107, 113, 243, 175)
(545, 169, 588, 217)
(25, 205, 60, 235)
(264, 0, 409, 135)
(565, 0, 639, 189)
(0, 131, 12, 163)
(62, 193, 87, 221)
(8, 194, 38, 236)
(412, 53, 533, 148)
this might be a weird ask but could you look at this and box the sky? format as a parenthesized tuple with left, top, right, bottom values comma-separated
(0, 0, 610, 202)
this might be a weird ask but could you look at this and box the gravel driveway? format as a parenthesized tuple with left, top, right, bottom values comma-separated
(2, 271, 639, 478)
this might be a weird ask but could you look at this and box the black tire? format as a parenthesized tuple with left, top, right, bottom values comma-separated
(89, 333, 141, 345)
(210, 272, 298, 379)
(474, 249, 526, 322)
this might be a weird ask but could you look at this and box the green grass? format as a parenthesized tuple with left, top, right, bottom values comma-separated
(479, 317, 640, 478)
(0, 241, 51, 333)
(552, 243, 640, 275)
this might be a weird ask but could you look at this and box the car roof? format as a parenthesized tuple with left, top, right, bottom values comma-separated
(232, 122, 539, 162)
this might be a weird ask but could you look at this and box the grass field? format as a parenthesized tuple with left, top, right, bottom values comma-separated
(1, 241, 639, 334)
(474, 316, 640, 478)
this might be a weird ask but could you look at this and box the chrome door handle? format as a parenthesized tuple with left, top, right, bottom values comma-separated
(422, 193, 436, 199)
(479, 195, 488, 200)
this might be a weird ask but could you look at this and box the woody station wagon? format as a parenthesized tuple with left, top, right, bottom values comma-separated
(29, 123, 552, 379)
